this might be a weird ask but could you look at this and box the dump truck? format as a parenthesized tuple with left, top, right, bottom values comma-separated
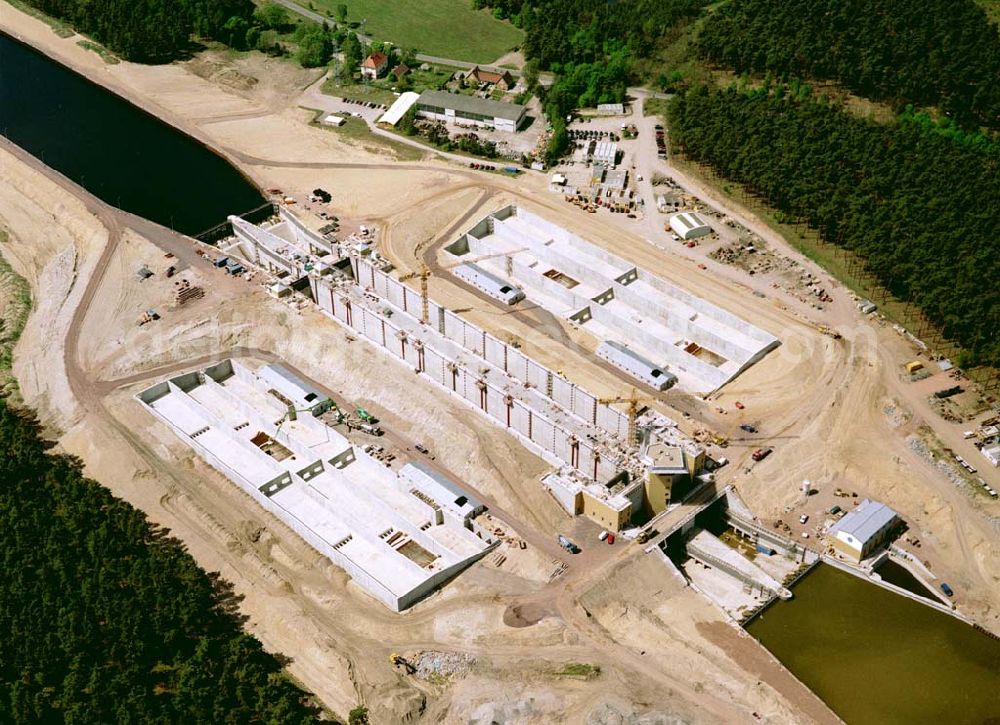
(356, 407, 378, 423)
(751, 447, 772, 462)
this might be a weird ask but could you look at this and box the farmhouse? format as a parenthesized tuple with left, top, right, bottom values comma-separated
(415, 90, 527, 132)
(360, 51, 389, 80)
(465, 65, 515, 91)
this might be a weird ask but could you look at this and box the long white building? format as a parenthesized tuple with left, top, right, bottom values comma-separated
(415, 90, 527, 132)
(446, 205, 780, 393)
(137, 359, 496, 611)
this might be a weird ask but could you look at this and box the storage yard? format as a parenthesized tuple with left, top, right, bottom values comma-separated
(4, 14, 1000, 723)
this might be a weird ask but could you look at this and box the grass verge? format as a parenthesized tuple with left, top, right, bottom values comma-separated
(556, 662, 601, 679)
(307, 110, 425, 161)
(0, 231, 32, 398)
(77, 39, 120, 64)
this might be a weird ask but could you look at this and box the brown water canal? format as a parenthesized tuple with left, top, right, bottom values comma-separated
(747, 564, 1000, 724)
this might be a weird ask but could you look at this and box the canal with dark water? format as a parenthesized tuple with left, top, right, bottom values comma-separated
(0, 32, 264, 235)
(747, 564, 1000, 724)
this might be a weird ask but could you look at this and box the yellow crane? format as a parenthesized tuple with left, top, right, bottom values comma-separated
(398, 248, 527, 324)
(598, 388, 658, 447)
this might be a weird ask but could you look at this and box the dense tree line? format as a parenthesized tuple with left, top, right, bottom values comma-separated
(698, 0, 1000, 130)
(0, 400, 319, 722)
(20, 0, 255, 61)
(472, 0, 704, 162)
(668, 85, 1000, 366)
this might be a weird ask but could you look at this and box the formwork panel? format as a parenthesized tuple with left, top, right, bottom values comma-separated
(552, 426, 573, 465)
(423, 348, 449, 386)
(551, 376, 574, 411)
(526, 360, 550, 392)
(530, 414, 556, 452)
(384, 277, 406, 310)
(572, 388, 598, 424)
(485, 385, 507, 423)
(511, 400, 532, 436)
(596, 404, 628, 439)
(460, 370, 481, 407)
(400, 286, 421, 319)
(443, 310, 465, 345)
(507, 349, 530, 381)
(464, 324, 485, 357)
(333, 296, 351, 325)
(401, 337, 420, 367)
(484, 334, 507, 369)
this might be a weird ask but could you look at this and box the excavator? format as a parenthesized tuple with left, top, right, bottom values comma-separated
(389, 653, 416, 674)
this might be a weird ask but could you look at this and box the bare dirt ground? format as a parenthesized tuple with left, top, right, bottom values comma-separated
(3, 3, 999, 723)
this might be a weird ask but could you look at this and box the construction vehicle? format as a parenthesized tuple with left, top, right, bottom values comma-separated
(398, 248, 528, 324)
(739, 424, 757, 434)
(557, 534, 579, 554)
(356, 407, 378, 424)
(359, 422, 384, 436)
(751, 447, 772, 462)
(598, 388, 658, 447)
(274, 404, 323, 437)
(815, 324, 842, 340)
(389, 653, 416, 674)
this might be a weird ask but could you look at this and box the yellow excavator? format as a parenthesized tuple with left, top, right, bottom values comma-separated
(389, 652, 416, 674)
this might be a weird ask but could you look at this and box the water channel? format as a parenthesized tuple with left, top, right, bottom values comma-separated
(0, 32, 264, 235)
(747, 564, 1000, 724)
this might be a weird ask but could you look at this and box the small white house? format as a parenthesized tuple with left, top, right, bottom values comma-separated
(669, 212, 712, 240)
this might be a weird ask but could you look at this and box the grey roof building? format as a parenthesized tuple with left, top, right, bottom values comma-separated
(415, 90, 527, 131)
(829, 499, 899, 562)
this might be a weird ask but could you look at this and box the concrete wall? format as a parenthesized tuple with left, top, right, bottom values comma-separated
(310, 259, 640, 483)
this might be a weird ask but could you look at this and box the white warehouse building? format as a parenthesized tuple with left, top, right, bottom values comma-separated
(415, 89, 527, 132)
(453, 264, 525, 305)
(669, 211, 712, 240)
(597, 341, 676, 391)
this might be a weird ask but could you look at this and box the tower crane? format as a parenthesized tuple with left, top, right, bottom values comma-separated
(398, 248, 527, 324)
(597, 388, 658, 448)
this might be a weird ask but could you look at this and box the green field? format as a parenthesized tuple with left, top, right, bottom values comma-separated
(311, 0, 523, 63)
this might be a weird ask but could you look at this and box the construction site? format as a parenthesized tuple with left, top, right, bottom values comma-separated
(227, 207, 718, 533)
(5, 14, 1000, 722)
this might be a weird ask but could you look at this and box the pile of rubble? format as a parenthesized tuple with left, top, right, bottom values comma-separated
(412, 651, 476, 681)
